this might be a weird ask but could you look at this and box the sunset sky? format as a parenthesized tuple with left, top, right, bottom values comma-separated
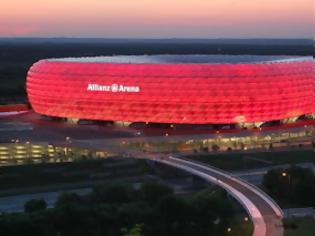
(0, 0, 313, 38)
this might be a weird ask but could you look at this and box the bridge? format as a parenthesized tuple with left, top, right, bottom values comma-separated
(127, 152, 283, 236)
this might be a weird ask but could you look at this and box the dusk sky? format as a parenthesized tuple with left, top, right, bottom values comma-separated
(1, 0, 313, 38)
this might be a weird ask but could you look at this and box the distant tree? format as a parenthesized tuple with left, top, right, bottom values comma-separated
(155, 195, 194, 236)
(52, 203, 97, 235)
(24, 198, 47, 213)
(139, 182, 173, 204)
(118, 201, 151, 226)
(55, 192, 84, 208)
(191, 188, 234, 228)
(0, 182, 238, 236)
(91, 184, 134, 204)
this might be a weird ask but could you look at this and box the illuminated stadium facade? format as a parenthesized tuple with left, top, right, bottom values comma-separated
(26, 55, 315, 126)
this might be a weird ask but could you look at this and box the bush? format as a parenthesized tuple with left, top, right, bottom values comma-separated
(24, 198, 47, 213)
(91, 184, 134, 204)
(55, 192, 85, 208)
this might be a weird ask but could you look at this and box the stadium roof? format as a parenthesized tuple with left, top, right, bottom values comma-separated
(49, 55, 313, 64)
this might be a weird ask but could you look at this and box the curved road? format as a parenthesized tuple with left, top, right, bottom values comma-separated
(168, 156, 283, 236)
(128, 152, 283, 236)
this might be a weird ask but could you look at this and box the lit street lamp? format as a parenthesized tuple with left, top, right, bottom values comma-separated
(281, 171, 292, 202)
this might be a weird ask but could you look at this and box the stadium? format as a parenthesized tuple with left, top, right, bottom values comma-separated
(26, 55, 314, 127)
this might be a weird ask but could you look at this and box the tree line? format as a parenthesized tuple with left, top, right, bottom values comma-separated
(0, 182, 239, 236)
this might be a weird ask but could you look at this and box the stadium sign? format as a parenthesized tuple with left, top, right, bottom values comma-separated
(87, 83, 140, 93)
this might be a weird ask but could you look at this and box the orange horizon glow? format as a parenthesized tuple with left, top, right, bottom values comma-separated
(0, 0, 313, 38)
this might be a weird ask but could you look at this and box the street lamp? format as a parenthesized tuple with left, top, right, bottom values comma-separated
(281, 171, 291, 202)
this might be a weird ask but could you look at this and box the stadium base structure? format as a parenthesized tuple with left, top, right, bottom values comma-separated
(27, 55, 315, 125)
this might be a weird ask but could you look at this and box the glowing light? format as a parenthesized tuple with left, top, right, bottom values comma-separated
(27, 57, 314, 124)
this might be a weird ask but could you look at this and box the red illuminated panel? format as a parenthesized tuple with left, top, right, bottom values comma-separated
(26, 57, 315, 124)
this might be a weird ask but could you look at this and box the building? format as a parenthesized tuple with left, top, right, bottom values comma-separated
(26, 55, 314, 126)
